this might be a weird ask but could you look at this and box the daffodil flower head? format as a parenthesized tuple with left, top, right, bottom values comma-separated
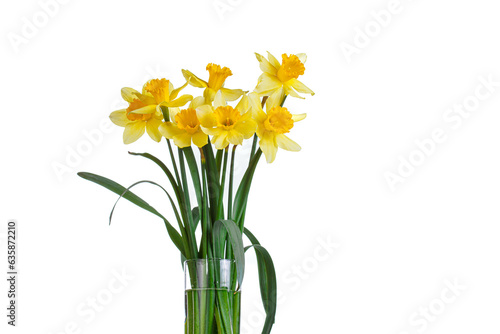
(182, 64, 245, 104)
(248, 90, 306, 163)
(109, 79, 193, 145)
(196, 91, 257, 150)
(254, 52, 314, 99)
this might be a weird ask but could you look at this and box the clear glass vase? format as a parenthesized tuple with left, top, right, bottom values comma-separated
(184, 259, 241, 334)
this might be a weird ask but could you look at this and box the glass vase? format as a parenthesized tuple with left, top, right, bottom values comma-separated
(184, 259, 241, 334)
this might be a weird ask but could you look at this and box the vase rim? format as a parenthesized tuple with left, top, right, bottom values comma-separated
(183, 258, 236, 264)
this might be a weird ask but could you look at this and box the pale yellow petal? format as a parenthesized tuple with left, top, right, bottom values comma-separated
(211, 132, 229, 150)
(234, 116, 257, 139)
(146, 118, 162, 142)
(109, 109, 129, 127)
(289, 79, 314, 96)
(192, 131, 208, 148)
(129, 104, 157, 114)
(276, 134, 301, 152)
(235, 94, 249, 114)
(159, 122, 183, 139)
(220, 88, 245, 102)
(166, 94, 193, 107)
(168, 81, 174, 96)
(182, 69, 208, 88)
(123, 121, 145, 144)
(227, 130, 244, 146)
(200, 126, 219, 136)
(259, 133, 278, 163)
(189, 96, 206, 109)
(283, 84, 304, 99)
(170, 80, 189, 100)
(254, 73, 282, 96)
(292, 113, 307, 122)
(121, 87, 141, 103)
(295, 53, 307, 64)
(168, 107, 180, 123)
(213, 90, 227, 108)
(255, 52, 277, 75)
(248, 92, 263, 113)
(196, 105, 217, 128)
(173, 132, 192, 148)
(266, 51, 280, 69)
(266, 87, 286, 110)
(203, 88, 216, 103)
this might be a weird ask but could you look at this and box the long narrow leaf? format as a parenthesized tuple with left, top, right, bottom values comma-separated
(213, 220, 245, 287)
(233, 149, 262, 228)
(77, 172, 186, 257)
(244, 228, 277, 334)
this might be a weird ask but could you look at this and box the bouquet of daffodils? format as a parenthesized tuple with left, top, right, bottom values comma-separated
(79, 52, 313, 334)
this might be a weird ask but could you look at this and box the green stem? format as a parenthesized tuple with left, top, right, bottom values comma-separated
(217, 147, 229, 220)
(228, 145, 237, 220)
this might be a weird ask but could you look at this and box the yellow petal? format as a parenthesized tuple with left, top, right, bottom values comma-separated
(292, 113, 307, 122)
(109, 109, 129, 127)
(234, 116, 257, 139)
(196, 105, 217, 128)
(173, 132, 192, 148)
(283, 84, 304, 99)
(255, 52, 277, 75)
(259, 133, 278, 163)
(289, 79, 314, 96)
(200, 126, 219, 136)
(248, 92, 263, 113)
(170, 80, 189, 100)
(276, 134, 301, 152)
(235, 94, 249, 114)
(254, 73, 282, 96)
(146, 118, 162, 142)
(129, 104, 157, 114)
(166, 94, 193, 108)
(227, 130, 244, 146)
(266, 87, 285, 110)
(220, 88, 245, 101)
(121, 87, 141, 103)
(211, 132, 229, 150)
(192, 131, 208, 148)
(203, 87, 216, 103)
(182, 69, 208, 88)
(123, 121, 145, 144)
(213, 90, 226, 108)
(266, 51, 280, 69)
(159, 122, 183, 139)
(295, 53, 307, 64)
(189, 96, 206, 109)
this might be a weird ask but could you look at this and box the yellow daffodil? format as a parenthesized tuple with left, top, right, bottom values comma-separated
(182, 64, 245, 103)
(158, 98, 208, 148)
(254, 52, 314, 99)
(196, 92, 257, 150)
(248, 91, 306, 163)
(109, 78, 193, 144)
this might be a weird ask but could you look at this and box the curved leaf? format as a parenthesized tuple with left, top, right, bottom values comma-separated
(78, 172, 186, 257)
(213, 220, 245, 288)
(244, 228, 277, 334)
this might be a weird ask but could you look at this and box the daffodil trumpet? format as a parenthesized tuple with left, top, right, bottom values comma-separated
(79, 52, 313, 334)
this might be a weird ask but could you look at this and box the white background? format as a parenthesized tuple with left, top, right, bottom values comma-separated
(1, 0, 500, 333)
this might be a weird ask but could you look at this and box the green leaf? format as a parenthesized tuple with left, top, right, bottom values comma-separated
(233, 149, 262, 228)
(128, 151, 182, 203)
(182, 147, 203, 208)
(244, 228, 277, 334)
(213, 220, 245, 287)
(192, 206, 200, 230)
(77, 172, 186, 257)
(203, 144, 220, 222)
